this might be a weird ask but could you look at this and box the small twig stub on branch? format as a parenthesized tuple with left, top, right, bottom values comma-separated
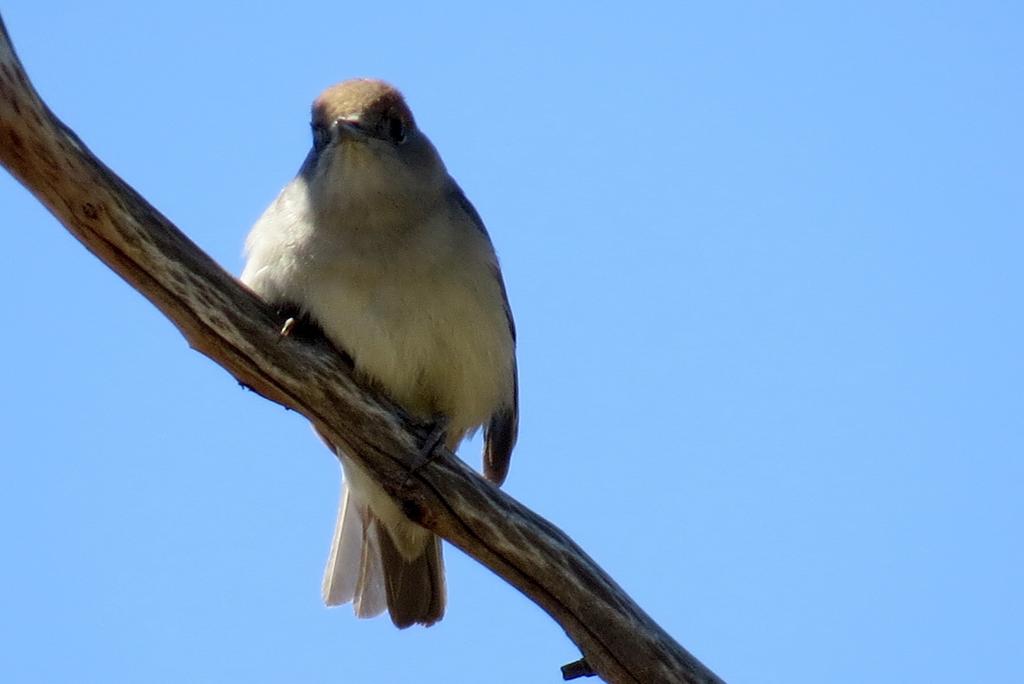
(563, 657, 599, 680)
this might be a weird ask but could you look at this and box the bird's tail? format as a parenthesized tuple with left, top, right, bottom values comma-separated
(322, 479, 445, 628)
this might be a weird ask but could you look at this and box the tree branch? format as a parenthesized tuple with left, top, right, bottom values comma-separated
(0, 14, 724, 684)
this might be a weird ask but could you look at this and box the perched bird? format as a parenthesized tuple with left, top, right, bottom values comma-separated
(241, 79, 518, 628)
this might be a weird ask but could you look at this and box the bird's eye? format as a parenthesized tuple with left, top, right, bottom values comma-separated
(383, 115, 407, 144)
(311, 124, 330, 152)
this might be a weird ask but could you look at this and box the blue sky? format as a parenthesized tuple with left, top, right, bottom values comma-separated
(2, 2, 1021, 682)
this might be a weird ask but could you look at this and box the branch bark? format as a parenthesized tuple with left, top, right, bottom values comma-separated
(0, 15, 724, 684)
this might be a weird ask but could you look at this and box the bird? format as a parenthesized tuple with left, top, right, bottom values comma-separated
(240, 78, 518, 628)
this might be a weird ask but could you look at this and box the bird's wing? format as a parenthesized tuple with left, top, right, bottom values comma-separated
(450, 185, 519, 486)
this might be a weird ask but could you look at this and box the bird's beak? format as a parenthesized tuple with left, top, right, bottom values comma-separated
(331, 117, 367, 143)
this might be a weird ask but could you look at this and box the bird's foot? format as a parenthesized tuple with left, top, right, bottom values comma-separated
(403, 417, 448, 487)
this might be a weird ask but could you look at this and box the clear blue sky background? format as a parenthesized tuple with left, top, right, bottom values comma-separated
(1, 2, 1021, 682)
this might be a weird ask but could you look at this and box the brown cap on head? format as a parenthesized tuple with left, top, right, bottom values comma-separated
(312, 79, 415, 132)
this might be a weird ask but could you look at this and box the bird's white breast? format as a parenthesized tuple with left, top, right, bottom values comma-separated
(242, 179, 514, 442)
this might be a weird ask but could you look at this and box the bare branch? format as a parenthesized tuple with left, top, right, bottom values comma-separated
(0, 14, 724, 684)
